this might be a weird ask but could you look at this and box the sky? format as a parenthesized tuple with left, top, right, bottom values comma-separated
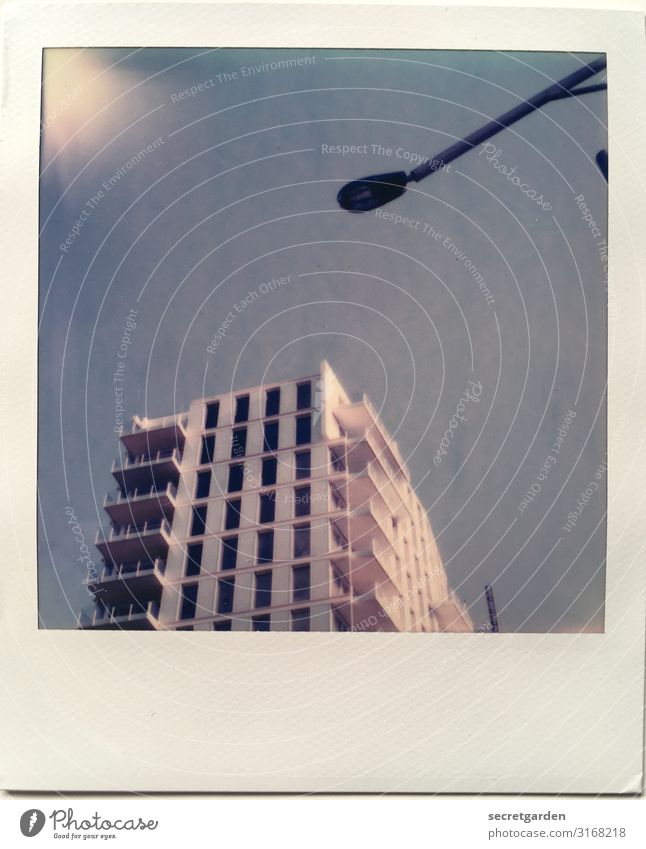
(38, 47, 608, 631)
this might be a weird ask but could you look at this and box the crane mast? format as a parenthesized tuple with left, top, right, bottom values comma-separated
(485, 584, 499, 633)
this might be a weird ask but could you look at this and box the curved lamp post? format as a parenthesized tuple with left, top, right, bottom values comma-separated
(337, 56, 607, 212)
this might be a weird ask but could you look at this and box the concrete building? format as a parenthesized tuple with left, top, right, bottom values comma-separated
(79, 362, 473, 632)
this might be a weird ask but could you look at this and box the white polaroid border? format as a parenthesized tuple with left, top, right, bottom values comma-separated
(1, 2, 644, 793)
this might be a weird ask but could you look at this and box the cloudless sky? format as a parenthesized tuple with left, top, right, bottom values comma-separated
(39, 47, 607, 631)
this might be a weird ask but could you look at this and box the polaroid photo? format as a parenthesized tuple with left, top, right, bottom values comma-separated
(1, 2, 644, 794)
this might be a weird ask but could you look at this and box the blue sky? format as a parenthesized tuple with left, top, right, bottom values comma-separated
(39, 48, 607, 631)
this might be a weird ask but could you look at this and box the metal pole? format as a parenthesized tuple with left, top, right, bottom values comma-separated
(485, 584, 499, 633)
(410, 56, 606, 182)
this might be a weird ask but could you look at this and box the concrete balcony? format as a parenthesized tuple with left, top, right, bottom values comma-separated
(95, 518, 173, 563)
(349, 442, 411, 505)
(327, 491, 391, 551)
(351, 541, 406, 596)
(331, 459, 406, 527)
(103, 482, 177, 526)
(326, 535, 405, 597)
(433, 592, 474, 632)
(77, 600, 162, 631)
(111, 447, 182, 492)
(329, 578, 403, 632)
(352, 581, 404, 632)
(349, 495, 391, 546)
(94, 558, 167, 606)
(120, 413, 188, 458)
(334, 396, 410, 482)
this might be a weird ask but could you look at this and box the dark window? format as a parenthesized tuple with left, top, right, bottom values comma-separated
(292, 607, 310, 632)
(180, 583, 198, 620)
(263, 420, 279, 452)
(253, 614, 271, 632)
(177, 625, 193, 631)
(262, 457, 277, 486)
(257, 530, 274, 564)
(231, 428, 247, 458)
(112, 603, 134, 618)
(235, 394, 250, 423)
(225, 499, 241, 530)
(213, 620, 232, 631)
(296, 415, 311, 445)
(332, 522, 348, 551)
(330, 446, 345, 472)
(294, 485, 311, 517)
(293, 522, 310, 558)
(334, 614, 349, 632)
(295, 450, 311, 480)
(265, 388, 281, 417)
(217, 578, 235, 614)
(221, 536, 238, 570)
(255, 571, 272, 608)
(191, 504, 207, 537)
(331, 564, 349, 596)
(297, 381, 312, 410)
(195, 470, 211, 499)
(205, 401, 219, 430)
(259, 491, 276, 523)
(227, 463, 244, 493)
(330, 484, 346, 511)
(185, 543, 203, 577)
(200, 434, 215, 465)
(293, 564, 311, 601)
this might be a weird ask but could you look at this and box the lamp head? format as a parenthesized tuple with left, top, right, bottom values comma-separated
(337, 171, 409, 212)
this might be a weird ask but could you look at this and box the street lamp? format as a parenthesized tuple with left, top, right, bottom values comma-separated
(337, 56, 607, 212)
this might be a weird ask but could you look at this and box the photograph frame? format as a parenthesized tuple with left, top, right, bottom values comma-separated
(1, 1, 644, 794)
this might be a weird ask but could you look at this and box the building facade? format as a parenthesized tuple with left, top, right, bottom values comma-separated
(79, 361, 473, 632)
